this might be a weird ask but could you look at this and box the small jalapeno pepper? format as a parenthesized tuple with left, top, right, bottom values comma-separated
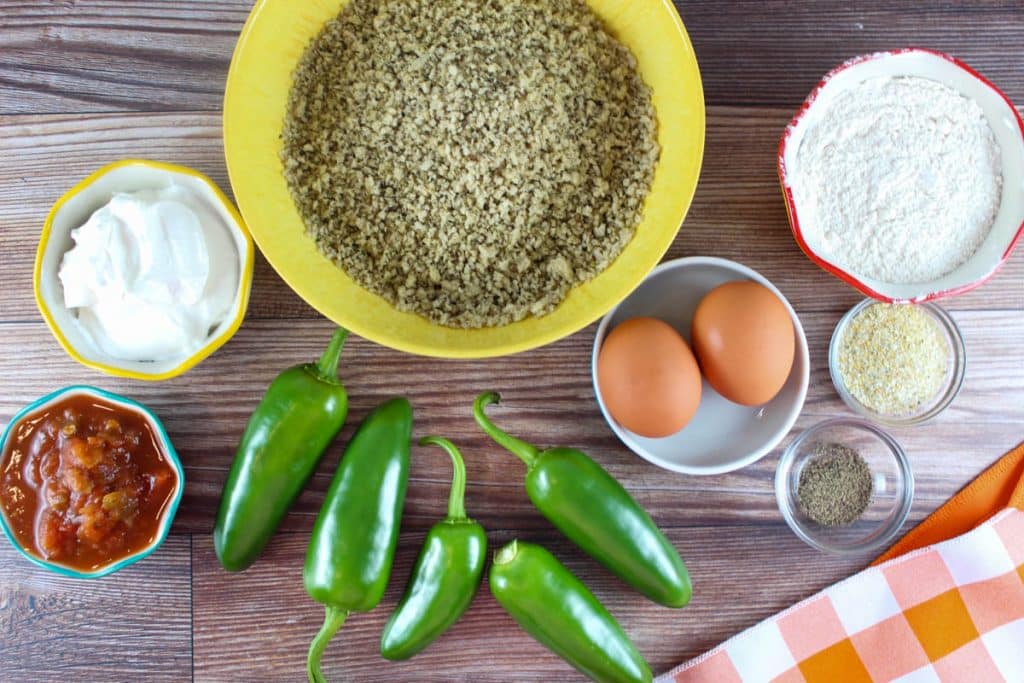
(214, 327, 350, 572)
(490, 540, 652, 683)
(304, 397, 413, 683)
(474, 392, 691, 608)
(380, 436, 487, 660)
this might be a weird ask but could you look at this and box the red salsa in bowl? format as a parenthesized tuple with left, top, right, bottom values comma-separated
(0, 388, 181, 576)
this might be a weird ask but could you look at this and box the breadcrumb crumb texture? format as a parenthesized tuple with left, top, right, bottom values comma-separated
(838, 303, 949, 416)
(282, 0, 659, 328)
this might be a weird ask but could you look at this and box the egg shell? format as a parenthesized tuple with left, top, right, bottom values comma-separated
(691, 281, 795, 407)
(596, 317, 702, 439)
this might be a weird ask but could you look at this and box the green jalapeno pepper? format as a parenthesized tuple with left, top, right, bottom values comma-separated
(474, 392, 691, 608)
(490, 540, 652, 683)
(214, 328, 350, 572)
(380, 436, 487, 660)
(304, 397, 412, 683)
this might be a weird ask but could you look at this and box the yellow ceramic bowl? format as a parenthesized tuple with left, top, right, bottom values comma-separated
(224, 0, 704, 358)
(34, 159, 255, 380)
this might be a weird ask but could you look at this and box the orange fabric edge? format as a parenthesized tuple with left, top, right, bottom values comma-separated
(872, 441, 1024, 566)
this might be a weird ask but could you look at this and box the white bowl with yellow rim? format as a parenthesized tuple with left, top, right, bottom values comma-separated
(34, 159, 255, 381)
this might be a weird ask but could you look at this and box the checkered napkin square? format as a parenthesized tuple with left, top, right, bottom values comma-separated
(656, 508, 1024, 683)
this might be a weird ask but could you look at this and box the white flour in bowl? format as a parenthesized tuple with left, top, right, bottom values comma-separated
(792, 76, 1002, 284)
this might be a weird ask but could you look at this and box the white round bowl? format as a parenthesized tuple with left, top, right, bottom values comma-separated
(34, 160, 255, 380)
(591, 256, 810, 475)
(779, 48, 1024, 303)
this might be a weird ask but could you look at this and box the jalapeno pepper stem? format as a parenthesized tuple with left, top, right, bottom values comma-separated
(419, 436, 468, 520)
(307, 605, 348, 683)
(315, 328, 349, 380)
(473, 392, 540, 467)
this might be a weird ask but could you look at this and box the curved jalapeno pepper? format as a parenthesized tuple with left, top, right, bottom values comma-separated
(474, 392, 691, 608)
(490, 540, 652, 683)
(214, 328, 349, 572)
(380, 436, 487, 660)
(304, 397, 413, 683)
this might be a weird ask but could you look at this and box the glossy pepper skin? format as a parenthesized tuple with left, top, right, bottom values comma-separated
(490, 540, 652, 683)
(304, 397, 413, 683)
(214, 328, 350, 572)
(474, 392, 691, 608)
(380, 436, 487, 660)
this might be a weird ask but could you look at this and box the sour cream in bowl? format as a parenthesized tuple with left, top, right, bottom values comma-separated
(35, 160, 254, 380)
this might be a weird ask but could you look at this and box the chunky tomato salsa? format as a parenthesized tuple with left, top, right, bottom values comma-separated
(0, 394, 177, 572)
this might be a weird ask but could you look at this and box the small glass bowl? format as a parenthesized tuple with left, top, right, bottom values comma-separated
(829, 298, 966, 427)
(775, 418, 913, 555)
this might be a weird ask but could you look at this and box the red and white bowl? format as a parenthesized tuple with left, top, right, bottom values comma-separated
(778, 48, 1024, 303)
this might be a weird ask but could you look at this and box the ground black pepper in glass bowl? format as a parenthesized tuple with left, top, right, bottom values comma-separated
(796, 442, 874, 526)
(775, 418, 913, 555)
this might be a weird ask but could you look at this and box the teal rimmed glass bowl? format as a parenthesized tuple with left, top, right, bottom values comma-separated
(0, 385, 184, 579)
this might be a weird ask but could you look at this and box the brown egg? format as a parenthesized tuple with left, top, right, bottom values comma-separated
(691, 281, 795, 406)
(597, 317, 702, 438)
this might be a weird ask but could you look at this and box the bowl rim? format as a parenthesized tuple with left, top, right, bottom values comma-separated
(775, 416, 914, 555)
(222, 0, 706, 358)
(591, 255, 810, 475)
(776, 47, 1024, 304)
(0, 385, 185, 579)
(828, 299, 967, 427)
(33, 158, 255, 381)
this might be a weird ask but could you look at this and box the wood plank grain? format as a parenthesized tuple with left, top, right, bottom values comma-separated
(678, 0, 1024, 107)
(0, 535, 192, 682)
(3, 1, 1023, 114)
(0, 0, 249, 114)
(192, 527, 862, 682)
(2, 4, 1024, 681)
(1, 108, 1021, 325)
(0, 308, 1018, 538)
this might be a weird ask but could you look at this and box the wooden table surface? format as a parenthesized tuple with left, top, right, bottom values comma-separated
(2, 2, 1023, 681)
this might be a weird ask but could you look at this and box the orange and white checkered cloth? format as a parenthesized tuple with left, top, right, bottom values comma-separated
(659, 443, 1024, 683)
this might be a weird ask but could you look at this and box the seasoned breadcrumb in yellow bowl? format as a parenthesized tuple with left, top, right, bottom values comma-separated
(224, 0, 704, 357)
